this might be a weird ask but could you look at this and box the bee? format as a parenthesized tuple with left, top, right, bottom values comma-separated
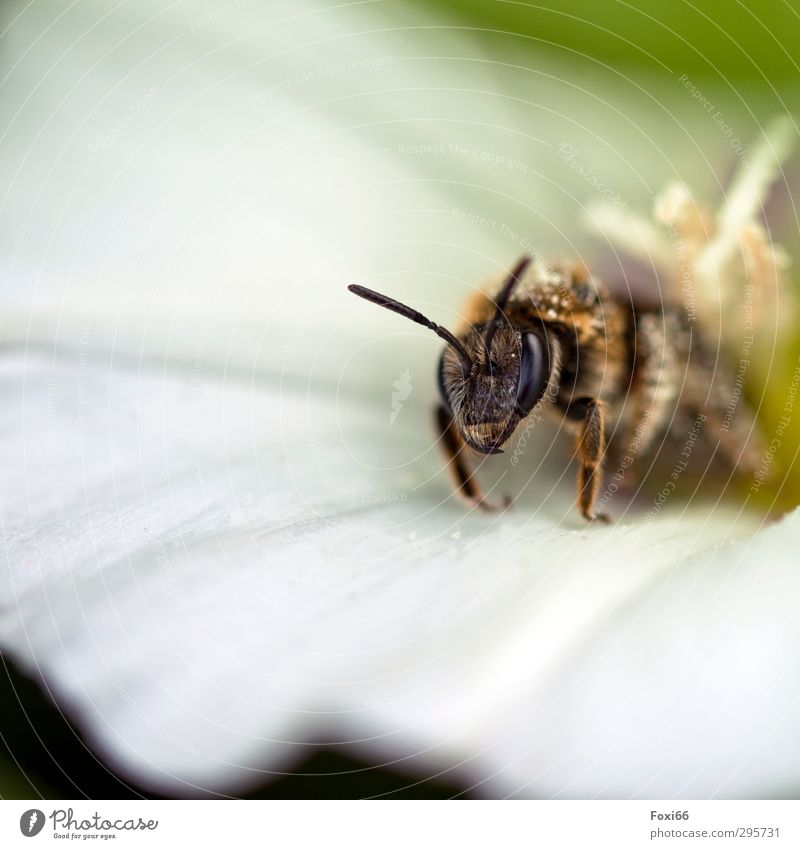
(348, 255, 761, 522)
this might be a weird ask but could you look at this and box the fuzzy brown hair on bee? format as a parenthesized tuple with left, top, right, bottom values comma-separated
(347, 255, 762, 523)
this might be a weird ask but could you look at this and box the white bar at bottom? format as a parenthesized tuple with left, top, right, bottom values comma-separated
(2, 799, 797, 848)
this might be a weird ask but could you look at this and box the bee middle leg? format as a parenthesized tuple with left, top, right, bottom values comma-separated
(567, 397, 611, 523)
(434, 405, 510, 512)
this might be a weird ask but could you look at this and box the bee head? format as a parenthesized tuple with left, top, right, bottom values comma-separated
(348, 255, 550, 455)
(438, 320, 550, 454)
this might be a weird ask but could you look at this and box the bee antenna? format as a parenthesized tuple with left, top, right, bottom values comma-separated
(483, 255, 532, 366)
(347, 284, 473, 372)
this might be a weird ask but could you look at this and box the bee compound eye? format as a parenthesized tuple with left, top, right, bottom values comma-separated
(516, 331, 548, 415)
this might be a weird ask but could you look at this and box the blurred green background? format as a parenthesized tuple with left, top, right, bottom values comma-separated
(438, 0, 800, 84)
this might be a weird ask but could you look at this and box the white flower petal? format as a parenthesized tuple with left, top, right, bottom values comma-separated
(2, 354, 798, 798)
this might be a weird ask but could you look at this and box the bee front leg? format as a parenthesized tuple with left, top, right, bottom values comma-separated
(571, 397, 611, 524)
(434, 405, 511, 512)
